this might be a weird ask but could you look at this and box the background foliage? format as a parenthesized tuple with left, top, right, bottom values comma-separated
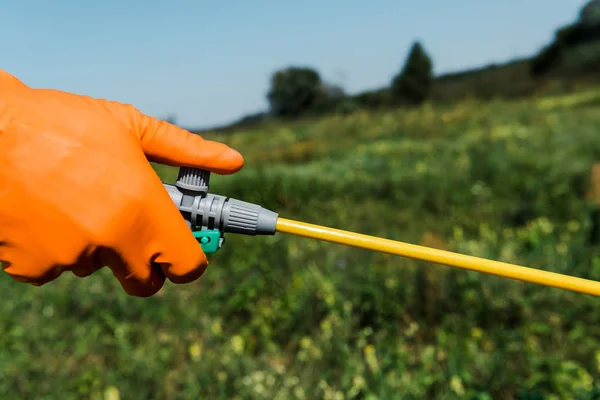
(3, 87, 600, 399)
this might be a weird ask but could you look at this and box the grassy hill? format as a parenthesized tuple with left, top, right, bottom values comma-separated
(4, 89, 600, 398)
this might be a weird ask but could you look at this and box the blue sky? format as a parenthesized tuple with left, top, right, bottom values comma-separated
(0, 1, 589, 129)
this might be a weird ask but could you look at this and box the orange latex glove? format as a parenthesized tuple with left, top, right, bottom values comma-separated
(0, 69, 244, 297)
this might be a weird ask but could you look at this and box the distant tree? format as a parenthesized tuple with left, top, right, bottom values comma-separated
(267, 67, 324, 118)
(580, 0, 600, 27)
(531, 42, 563, 76)
(390, 41, 434, 105)
(312, 82, 346, 113)
(532, 1, 600, 77)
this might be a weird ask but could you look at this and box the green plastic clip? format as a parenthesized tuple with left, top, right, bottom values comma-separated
(192, 229, 222, 254)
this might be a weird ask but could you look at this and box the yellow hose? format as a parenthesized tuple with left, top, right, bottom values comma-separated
(275, 217, 600, 297)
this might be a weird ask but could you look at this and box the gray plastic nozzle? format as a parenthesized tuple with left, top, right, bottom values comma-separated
(222, 198, 278, 235)
(163, 167, 278, 236)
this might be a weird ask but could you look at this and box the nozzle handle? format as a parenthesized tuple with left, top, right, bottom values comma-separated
(164, 166, 279, 253)
(176, 167, 210, 193)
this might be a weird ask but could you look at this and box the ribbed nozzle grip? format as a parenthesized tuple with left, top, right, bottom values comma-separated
(222, 199, 278, 235)
(176, 167, 210, 192)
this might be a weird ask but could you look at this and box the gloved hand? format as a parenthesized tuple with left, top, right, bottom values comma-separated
(0, 69, 244, 297)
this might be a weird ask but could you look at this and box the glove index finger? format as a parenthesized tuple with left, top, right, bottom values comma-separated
(135, 109, 244, 175)
(0, 69, 30, 90)
(94, 98, 244, 174)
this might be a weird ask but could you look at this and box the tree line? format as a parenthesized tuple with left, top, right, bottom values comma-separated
(190, 0, 600, 132)
(266, 40, 433, 120)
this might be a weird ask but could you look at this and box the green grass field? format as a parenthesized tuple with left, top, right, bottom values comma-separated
(3, 90, 600, 399)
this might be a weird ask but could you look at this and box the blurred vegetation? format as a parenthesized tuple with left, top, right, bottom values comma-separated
(4, 85, 600, 399)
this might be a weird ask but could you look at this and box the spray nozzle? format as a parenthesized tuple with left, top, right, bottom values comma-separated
(163, 167, 278, 253)
(160, 166, 600, 297)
